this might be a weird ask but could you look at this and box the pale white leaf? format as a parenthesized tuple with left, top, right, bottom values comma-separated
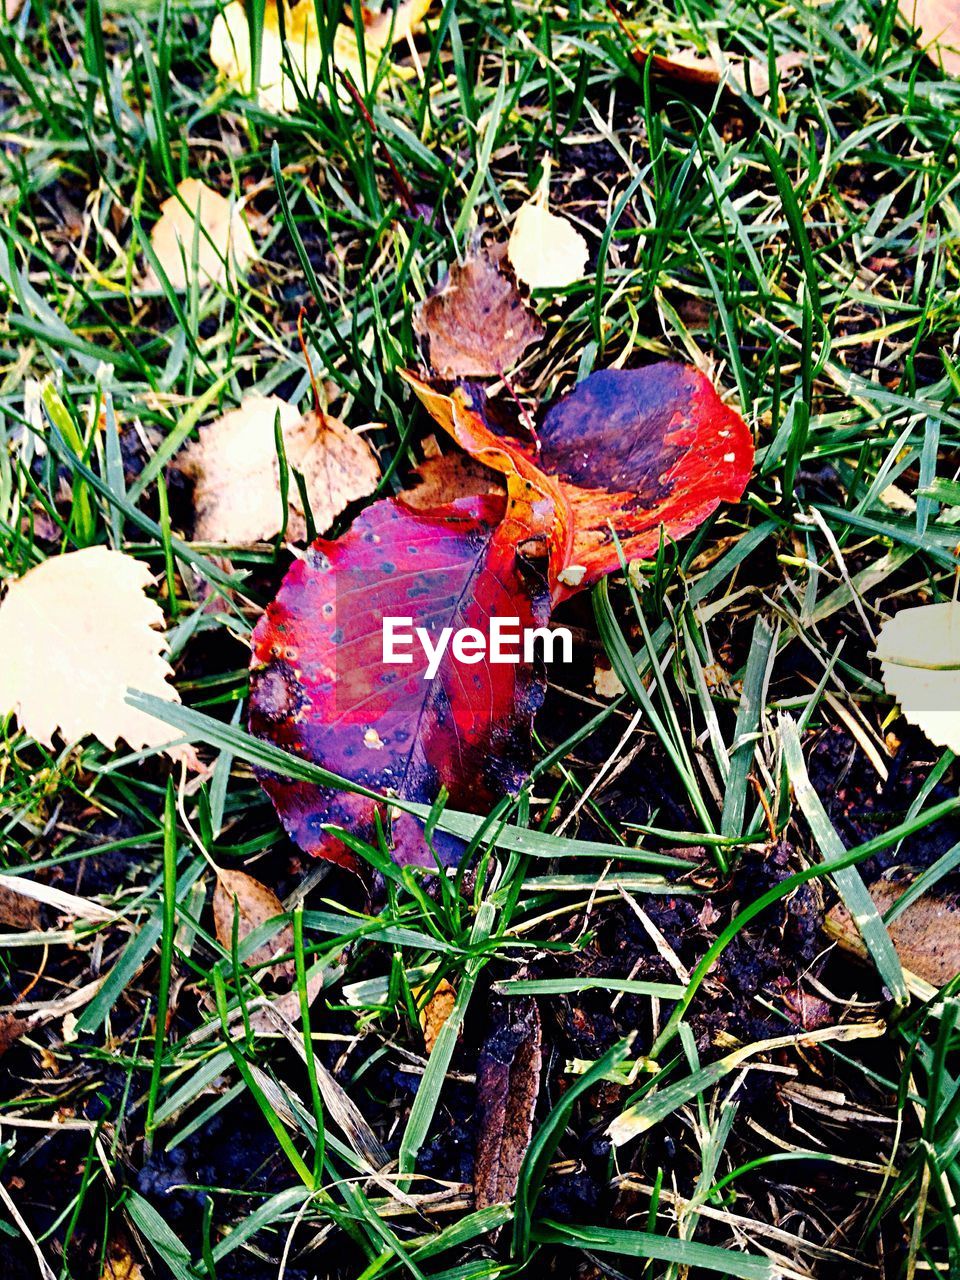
(0, 548, 183, 755)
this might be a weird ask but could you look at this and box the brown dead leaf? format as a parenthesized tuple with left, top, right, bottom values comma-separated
(245, 963, 325, 1037)
(415, 247, 544, 378)
(474, 996, 542, 1211)
(401, 450, 504, 510)
(415, 978, 456, 1054)
(0, 1013, 32, 1059)
(592, 662, 625, 700)
(632, 42, 803, 98)
(0, 883, 41, 931)
(826, 881, 960, 987)
(213, 868, 293, 970)
(183, 396, 380, 544)
(147, 178, 255, 291)
(900, 0, 960, 74)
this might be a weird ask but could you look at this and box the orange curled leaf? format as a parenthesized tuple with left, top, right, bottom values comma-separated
(405, 363, 753, 601)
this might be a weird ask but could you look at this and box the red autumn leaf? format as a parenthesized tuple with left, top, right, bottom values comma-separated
(404, 363, 753, 601)
(250, 361, 752, 866)
(249, 495, 549, 869)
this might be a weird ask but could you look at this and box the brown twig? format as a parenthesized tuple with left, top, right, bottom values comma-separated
(297, 307, 323, 416)
(750, 773, 778, 843)
(500, 371, 541, 453)
(336, 69, 418, 214)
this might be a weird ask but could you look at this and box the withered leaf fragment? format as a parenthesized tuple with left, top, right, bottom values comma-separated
(415, 978, 456, 1054)
(415, 247, 544, 378)
(0, 883, 41, 931)
(213, 867, 293, 970)
(401, 447, 504, 510)
(474, 996, 542, 1212)
(899, 0, 960, 74)
(183, 396, 380, 545)
(827, 881, 960, 988)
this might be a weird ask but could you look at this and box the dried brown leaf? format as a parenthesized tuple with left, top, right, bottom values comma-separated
(415, 248, 544, 378)
(213, 868, 293, 969)
(826, 881, 960, 987)
(593, 662, 625, 700)
(183, 396, 380, 544)
(900, 0, 960, 74)
(0, 883, 41, 931)
(474, 996, 542, 1211)
(415, 978, 456, 1054)
(0, 1013, 33, 1059)
(401, 450, 504, 510)
(631, 43, 803, 97)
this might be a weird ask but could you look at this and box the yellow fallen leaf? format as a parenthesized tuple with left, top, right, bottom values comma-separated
(0, 547, 183, 755)
(362, 0, 432, 51)
(210, 0, 419, 113)
(101, 1240, 145, 1280)
(900, 0, 960, 74)
(147, 177, 255, 291)
(415, 978, 456, 1054)
(508, 194, 588, 292)
(875, 601, 960, 752)
(210, 0, 293, 112)
(182, 395, 380, 544)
